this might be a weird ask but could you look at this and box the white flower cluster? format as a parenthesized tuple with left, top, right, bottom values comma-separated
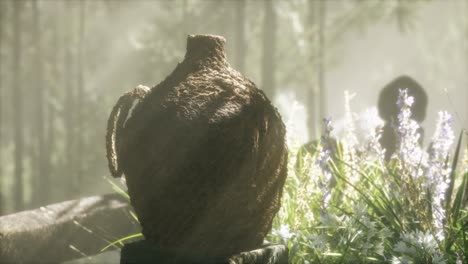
(392, 230, 446, 264)
(342, 91, 360, 187)
(272, 224, 295, 243)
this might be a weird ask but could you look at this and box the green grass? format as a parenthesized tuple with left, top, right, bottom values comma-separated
(268, 129, 467, 264)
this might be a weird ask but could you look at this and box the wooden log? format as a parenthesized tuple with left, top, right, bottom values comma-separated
(0, 193, 139, 263)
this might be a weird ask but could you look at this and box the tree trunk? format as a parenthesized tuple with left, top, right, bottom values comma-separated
(305, 0, 326, 139)
(261, 0, 277, 99)
(234, 0, 246, 73)
(45, 0, 61, 202)
(0, 0, 5, 215)
(306, 0, 318, 140)
(318, 0, 326, 124)
(31, 0, 48, 207)
(64, 1, 76, 194)
(75, 0, 85, 190)
(13, 0, 24, 212)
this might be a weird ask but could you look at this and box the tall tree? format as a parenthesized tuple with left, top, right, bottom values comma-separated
(13, 0, 24, 211)
(76, 0, 85, 189)
(64, 0, 76, 194)
(306, 0, 318, 139)
(306, 0, 326, 140)
(45, 0, 61, 201)
(0, 0, 4, 171)
(317, 0, 326, 125)
(234, 0, 246, 73)
(0, 0, 6, 215)
(31, 0, 48, 206)
(261, 0, 277, 99)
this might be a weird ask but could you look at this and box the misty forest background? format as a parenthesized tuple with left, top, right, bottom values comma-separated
(0, 0, 467, 216)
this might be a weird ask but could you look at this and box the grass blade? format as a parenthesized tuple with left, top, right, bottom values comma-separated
(445, 130, 464, 212)
(100, 233, 143, 252)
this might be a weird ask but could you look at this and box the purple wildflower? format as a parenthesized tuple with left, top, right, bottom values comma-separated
(396, 89, 425, 175)
(428, 111, 454, 162)
(317, 117, 334, 216)
(427, 111, 454, 240)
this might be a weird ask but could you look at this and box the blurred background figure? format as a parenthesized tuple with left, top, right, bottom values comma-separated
(378, 75, 428, 161)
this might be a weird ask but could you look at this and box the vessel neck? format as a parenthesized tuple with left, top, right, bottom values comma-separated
(183, 35, 228, 68)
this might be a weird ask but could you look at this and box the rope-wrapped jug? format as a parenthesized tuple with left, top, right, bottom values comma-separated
(106, 35, 288, 259)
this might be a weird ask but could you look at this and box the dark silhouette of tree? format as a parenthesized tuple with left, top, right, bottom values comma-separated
(234, 0, 246, 74)
(0, 0, 6, 215)
(44, 1, 61, 202)
(0, 0, 4, 179)
(13, 0, 24, 211)
(31, 0, 48, 206)
(306, 0, 318, 139)
(76, 0, 86, 189)
(306, 0, 326, 140)
(64, 1, 76, 193)
(317, 0, 326, 126)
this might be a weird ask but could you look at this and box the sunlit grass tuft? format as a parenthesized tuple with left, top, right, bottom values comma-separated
(269, 90, 467, 264)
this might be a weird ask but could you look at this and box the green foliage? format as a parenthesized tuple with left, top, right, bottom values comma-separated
(101, 177, 142, 253)
(269, 108, 467, 263)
